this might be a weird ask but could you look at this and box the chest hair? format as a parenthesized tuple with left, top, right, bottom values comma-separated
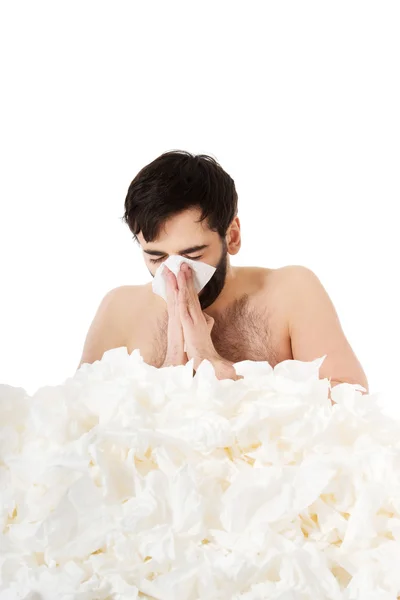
(211, 294, 278, 364)
(151, 294, 278, 368)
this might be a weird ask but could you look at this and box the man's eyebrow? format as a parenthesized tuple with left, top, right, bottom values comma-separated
(143, 244, 209, 256)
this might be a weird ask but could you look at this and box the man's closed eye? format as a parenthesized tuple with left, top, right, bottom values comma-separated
(150, 255, 203, 264)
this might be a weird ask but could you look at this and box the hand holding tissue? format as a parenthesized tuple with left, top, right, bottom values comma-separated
(152, 254, 216, 301)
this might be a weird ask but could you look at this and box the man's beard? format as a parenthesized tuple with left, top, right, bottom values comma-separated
(198, 240, 228, 310)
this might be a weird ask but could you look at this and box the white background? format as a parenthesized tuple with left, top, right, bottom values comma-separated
(0, 2, 399, 413)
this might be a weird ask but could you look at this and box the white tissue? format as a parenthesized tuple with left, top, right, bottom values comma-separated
(152, 255, 216, 301)
(2, 350, 400, 599)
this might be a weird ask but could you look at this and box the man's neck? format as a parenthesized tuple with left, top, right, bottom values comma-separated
(204, 264, 239, 318)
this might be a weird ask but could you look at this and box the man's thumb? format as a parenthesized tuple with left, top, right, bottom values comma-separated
(204, 313, 215, 332)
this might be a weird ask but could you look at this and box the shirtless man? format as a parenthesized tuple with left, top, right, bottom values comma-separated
(77, 150, 369, 392)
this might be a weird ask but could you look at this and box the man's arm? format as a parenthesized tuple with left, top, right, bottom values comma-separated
(76, 287, 128, 370)
(281, 265, 369, 393)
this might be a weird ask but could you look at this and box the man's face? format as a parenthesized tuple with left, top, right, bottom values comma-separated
(137, 207, 229, 310)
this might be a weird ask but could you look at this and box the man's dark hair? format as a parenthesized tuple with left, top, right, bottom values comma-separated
(122, 150, 238, 242)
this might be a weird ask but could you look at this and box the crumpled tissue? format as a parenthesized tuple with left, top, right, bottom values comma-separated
(152, 254, 216, 302)
(1, 349, 400, 600)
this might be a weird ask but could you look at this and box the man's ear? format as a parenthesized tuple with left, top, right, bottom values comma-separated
(226, 216, 241, 255)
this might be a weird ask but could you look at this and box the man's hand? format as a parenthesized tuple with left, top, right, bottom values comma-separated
(161, 266, 188, 367)
(176, 263, 240, 380)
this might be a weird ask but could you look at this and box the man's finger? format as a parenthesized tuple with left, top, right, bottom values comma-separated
(181, 263, 197, 300)
(177, 269, 190, 303)
(164, 269, 178, 309)
(177, 279, 192, 324)
(204, 312, 215, 332)
(164, 266, 177, 290)
(179, 264, 201, 318)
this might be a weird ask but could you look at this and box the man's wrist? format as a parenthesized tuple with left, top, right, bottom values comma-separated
(192, 349, 220, 370)
(162, 352, 188, 367)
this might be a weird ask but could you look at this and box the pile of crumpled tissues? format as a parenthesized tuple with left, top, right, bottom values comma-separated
(1, 348, 400, 600)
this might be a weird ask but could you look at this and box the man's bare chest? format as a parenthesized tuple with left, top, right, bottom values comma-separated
(129, 294, 291, 369)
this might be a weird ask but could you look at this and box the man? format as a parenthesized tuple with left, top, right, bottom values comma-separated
(77, 151, 368, 392)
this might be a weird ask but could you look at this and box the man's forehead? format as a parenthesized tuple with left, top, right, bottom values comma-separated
(139, 222, 214, 251)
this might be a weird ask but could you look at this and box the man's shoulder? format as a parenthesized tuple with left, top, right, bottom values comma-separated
(255, 265, 321, 312)
(108, 282, 150, 298)
(106, 282, 154, 312)
(260, 264, 317, 288)
(77, 282, 154, 369)
(263, 265, 331, 329)
(250, 264, 315, 292)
